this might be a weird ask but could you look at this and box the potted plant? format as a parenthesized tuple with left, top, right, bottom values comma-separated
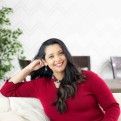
(0, 7, 24, 79)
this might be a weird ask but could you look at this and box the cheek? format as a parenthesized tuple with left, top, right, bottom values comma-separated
(63, 56, 67, 64)
(46, 60, 53, 67)
(47, 64, 54, 71)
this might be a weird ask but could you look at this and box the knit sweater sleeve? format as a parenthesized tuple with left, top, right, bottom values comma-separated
(0, 78, 43, 98)
(84, 71, 120, 121)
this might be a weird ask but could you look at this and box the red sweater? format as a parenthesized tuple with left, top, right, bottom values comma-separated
(0, 71, 120, 121)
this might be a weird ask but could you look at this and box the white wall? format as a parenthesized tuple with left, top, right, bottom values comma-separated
(1, 0, 121, 79)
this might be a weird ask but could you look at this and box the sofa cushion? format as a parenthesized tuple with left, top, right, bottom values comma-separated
(9, 97, 49, 121)
(0, 94, 10, 112)
(0, 95, 49, 121)
(0, 112, 27, 121)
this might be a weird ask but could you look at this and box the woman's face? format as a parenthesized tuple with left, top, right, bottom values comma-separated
(44, 44, 67, 75)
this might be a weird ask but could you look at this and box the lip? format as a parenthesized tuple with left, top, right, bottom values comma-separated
(54, 62, 63, 67)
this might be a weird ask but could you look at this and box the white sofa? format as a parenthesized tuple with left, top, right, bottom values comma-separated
(0, 93, 120, 121)
(0, 94, 49, 121)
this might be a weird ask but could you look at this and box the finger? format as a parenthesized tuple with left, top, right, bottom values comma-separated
(39, 60, 45, 66)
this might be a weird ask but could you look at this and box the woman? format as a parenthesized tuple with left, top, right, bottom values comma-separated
(0, 38, 120, 121)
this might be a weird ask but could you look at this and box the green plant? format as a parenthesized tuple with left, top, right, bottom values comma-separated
(0, 7, 24, 79)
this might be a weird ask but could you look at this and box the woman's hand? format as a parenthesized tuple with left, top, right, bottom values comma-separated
(9, 59, 45, 84)
(26, 59, 45, 72)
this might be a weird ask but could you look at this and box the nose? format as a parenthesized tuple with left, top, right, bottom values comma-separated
(54, 56, 61, 62)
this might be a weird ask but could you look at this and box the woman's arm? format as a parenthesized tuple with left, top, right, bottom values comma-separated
(9, 59, 44, 84)
(0, 59, 45, 97)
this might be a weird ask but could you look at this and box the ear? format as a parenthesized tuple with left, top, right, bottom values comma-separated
(42, 59, 48, 66)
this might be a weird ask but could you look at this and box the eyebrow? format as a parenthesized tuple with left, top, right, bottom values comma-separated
(47, 49, 63, 56)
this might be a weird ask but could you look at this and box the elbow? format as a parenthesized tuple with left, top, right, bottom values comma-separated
(0, 89, 16, 97)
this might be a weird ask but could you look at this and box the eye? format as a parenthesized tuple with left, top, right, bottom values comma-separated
(48, 55, 54, 59)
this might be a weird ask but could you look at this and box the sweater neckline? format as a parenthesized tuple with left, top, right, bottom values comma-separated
(51, 77, 60, 89)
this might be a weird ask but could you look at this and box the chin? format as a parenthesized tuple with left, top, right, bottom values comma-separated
(57, 68, 66, 73)
(53, 65, 66, 73)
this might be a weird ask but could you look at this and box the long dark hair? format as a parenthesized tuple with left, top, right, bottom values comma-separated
(31, 38, 85, 113)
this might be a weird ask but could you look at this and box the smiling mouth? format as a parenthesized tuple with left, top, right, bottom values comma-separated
(55, 62, 63, 67)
